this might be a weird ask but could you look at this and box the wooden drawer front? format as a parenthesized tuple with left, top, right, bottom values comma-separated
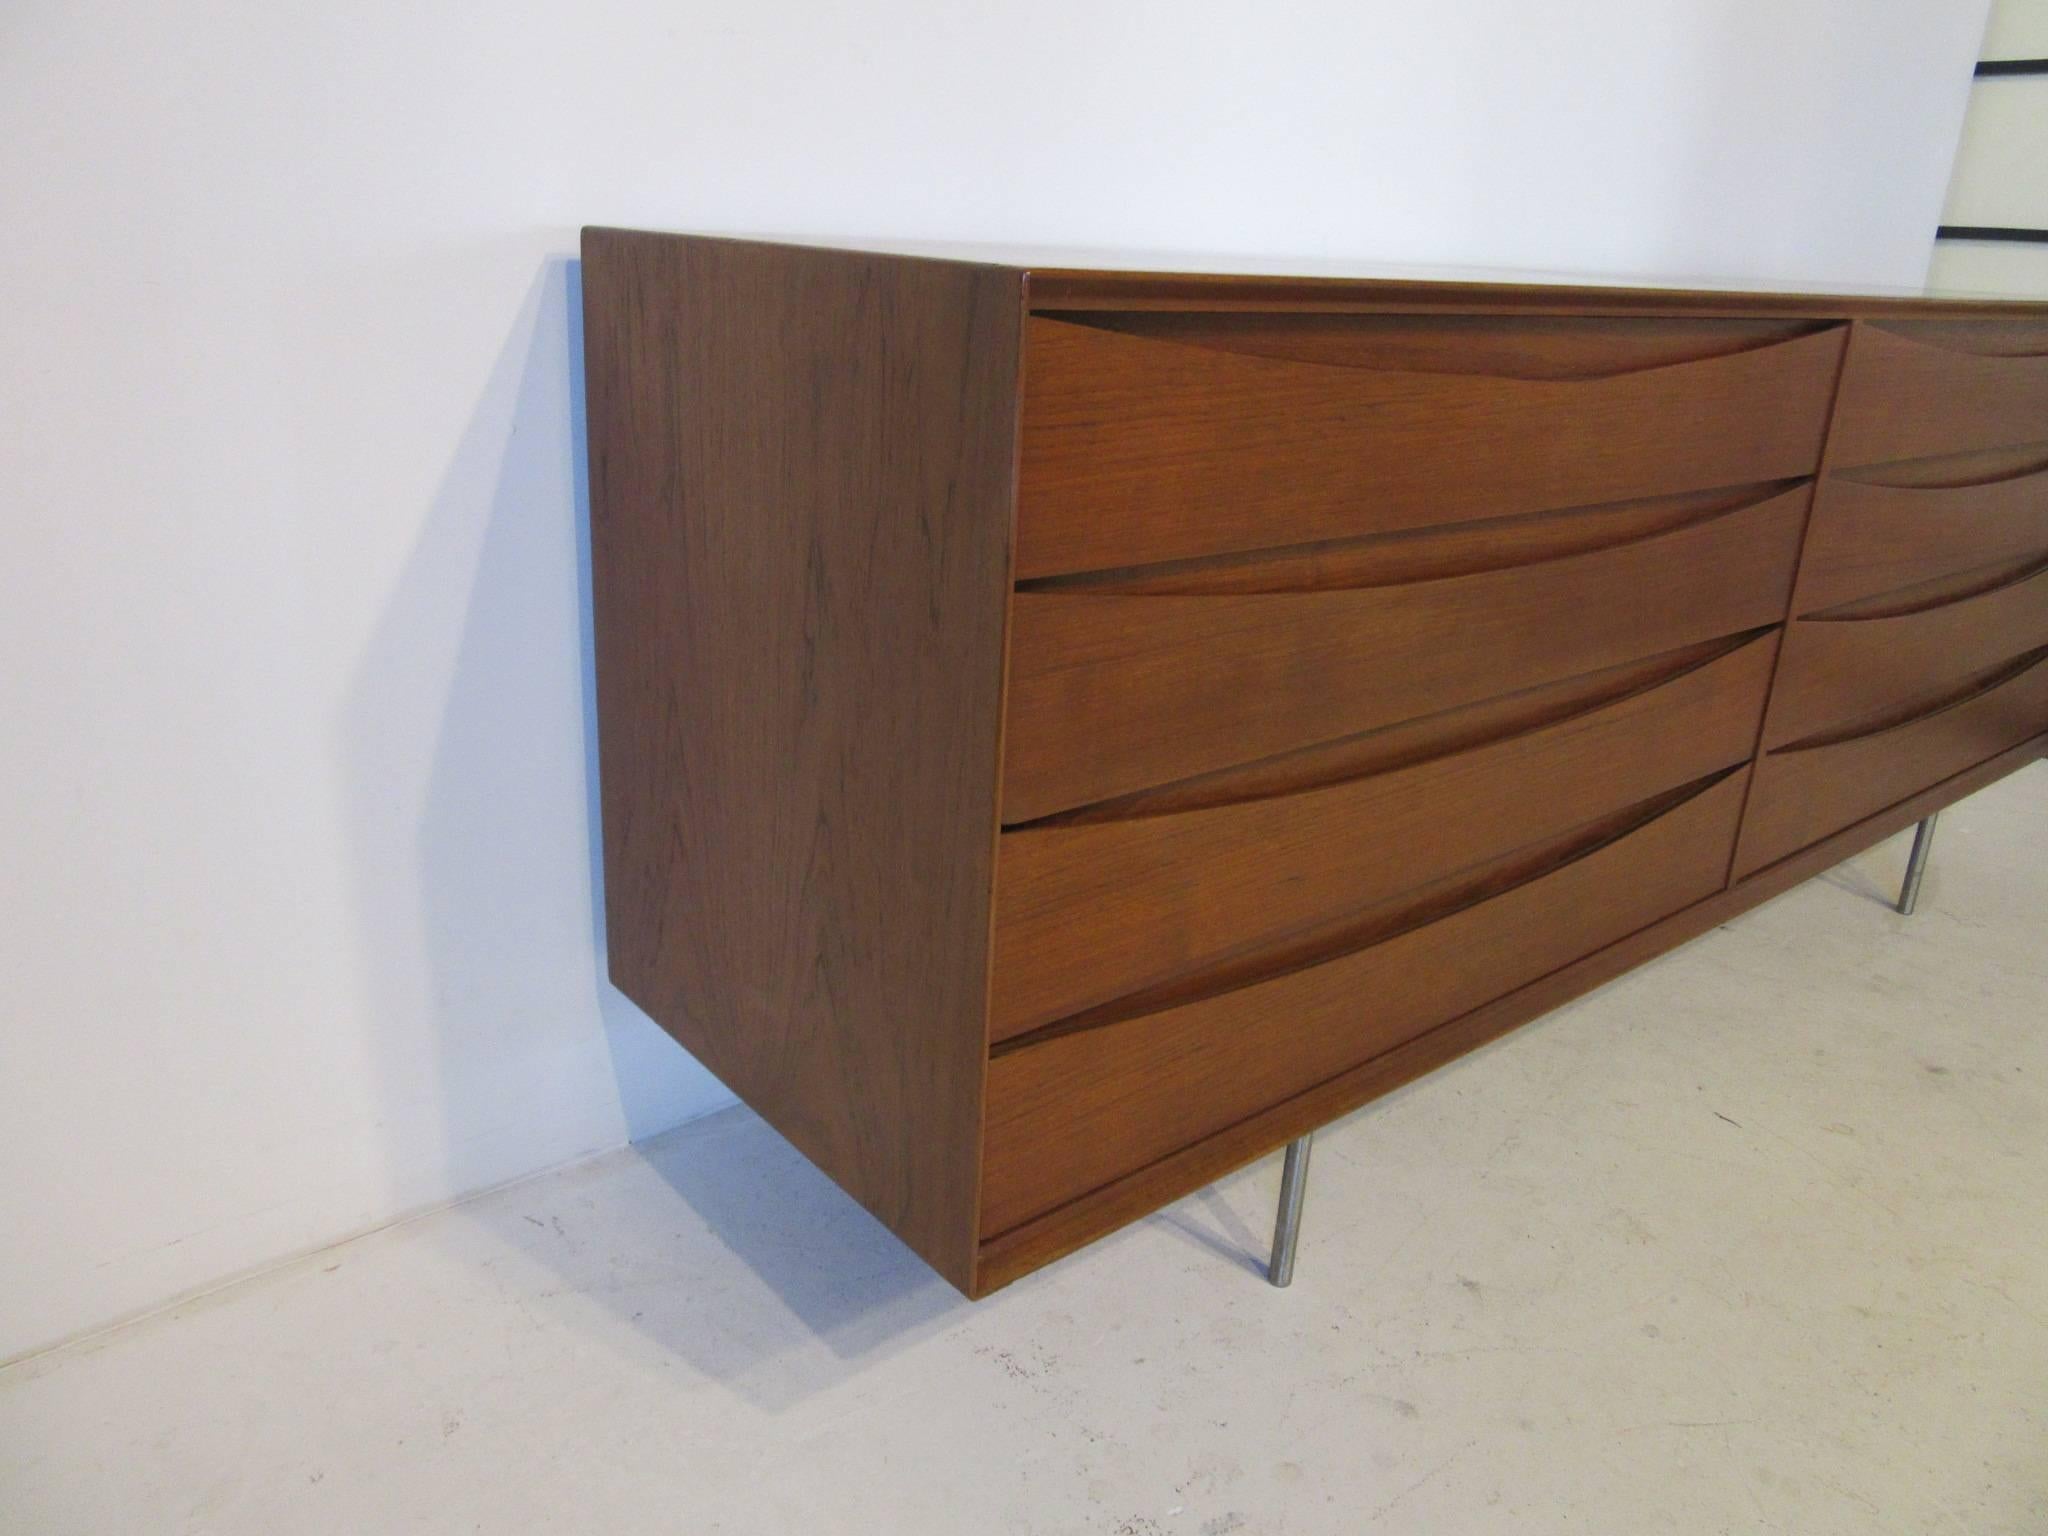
(1001, 486, 1805, 822)
(1765, 566, 2048, 749)
(988, 632, 1776, 1042)
(1735, 649, 2048, 877)
(1798, 453, 2048, 615)
(1830, 322, 2048, 471)
(1015, 315, 1840, 578)
(981, 772, 1747, 1239)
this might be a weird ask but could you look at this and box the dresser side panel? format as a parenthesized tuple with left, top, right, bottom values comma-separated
(580, 230, 1021, 1291)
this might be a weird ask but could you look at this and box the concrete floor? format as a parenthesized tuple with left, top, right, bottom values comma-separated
(4, 765, 2044, 1535)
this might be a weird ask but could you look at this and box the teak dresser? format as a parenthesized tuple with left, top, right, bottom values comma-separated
(580, 229, 2048, 1298)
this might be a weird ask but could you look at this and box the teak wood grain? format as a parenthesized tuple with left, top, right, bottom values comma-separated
(1766, 567, 2048, 748)
(1016, 316, 1842, 577)
(989, 633, 1776, 1042)
(1021, 266, 2048, 320)
(982, 773, 1748, 1238)
(1797, 458, 2048, 615)
(1828, 322, 2048, 470)
(580, 230, 1020, 1291)
(976, 732, 2048, 1292)
(1002, 488, 1806, 822)
(1039, 310, 1826, 379)
(1737, 651, 2048, 876)
(1021, 479, 1801, 598)
(580, 231, 2048, 1300)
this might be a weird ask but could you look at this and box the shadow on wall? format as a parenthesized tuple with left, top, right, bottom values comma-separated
(340, 255, 709, 1207)
(340, 255, 964, 1406)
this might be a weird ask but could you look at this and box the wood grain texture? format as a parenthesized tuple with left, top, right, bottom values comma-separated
(1797, 459, 2048, 615)
(1040, 311, 1828, 378)
(1736, 648, 2048, 876)
(1829, 322, 2048, 470)
(1016, 316, 1842, 577)
(1832, 439, 2048, 489)
(1019, 480, 1801, 597)
(1002, 487, 1807, 822)
(1023, 267, 2048, 320)
(975, 731, 2048, 1295)
(580, 229, 1022, 1291)
(988, 633, 1776, 1042)
(981, 773, 1748, 1239)
(1766, 566, 2048, 748)
(1870, 317, 2048, 357)
(1007, 633, 1768, 828)
(1809, 552, 2048, 622)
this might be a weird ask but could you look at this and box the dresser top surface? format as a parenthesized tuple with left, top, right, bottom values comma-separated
(586, 227, 2048, 319)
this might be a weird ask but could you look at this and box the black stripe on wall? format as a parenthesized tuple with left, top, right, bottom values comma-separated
(1936, 226, 2048, 245)
(1976, 58, 2048, 77)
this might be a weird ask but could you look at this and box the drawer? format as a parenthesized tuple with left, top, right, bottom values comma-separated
(1015, 314, 1841, 578)
(1830, 321, 2048, 471)
(1001, 483, 1806, 822)
(1735, 647, 2048, 877)
(1765, 564, 2048, 749)
(1798, 448, 2048, 614)
(980, 770, 1748, 1239)
(988, 630, 1777, 1042)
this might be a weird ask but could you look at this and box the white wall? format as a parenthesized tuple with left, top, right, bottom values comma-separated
(0, 0, 1989, 1362)
(1929, 0, 2048, 297)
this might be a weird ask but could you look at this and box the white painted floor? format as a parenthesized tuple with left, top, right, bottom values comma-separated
(5, 764, 2045, 1536)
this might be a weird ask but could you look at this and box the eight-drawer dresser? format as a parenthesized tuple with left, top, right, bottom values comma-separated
(580, 229, 2048, 1297)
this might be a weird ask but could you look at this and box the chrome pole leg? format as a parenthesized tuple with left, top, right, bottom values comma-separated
(1268, 1132, 1314, 1287)
(1898, 812, 1939, 916)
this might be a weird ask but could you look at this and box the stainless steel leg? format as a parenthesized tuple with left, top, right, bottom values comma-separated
(1898, 812, 1939, 916)
(1268, 1132, 1314, 1287)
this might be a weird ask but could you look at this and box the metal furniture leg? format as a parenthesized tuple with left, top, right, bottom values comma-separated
(1268, 1132, 1314, 1287)
(1898, 812, 1939, 916)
